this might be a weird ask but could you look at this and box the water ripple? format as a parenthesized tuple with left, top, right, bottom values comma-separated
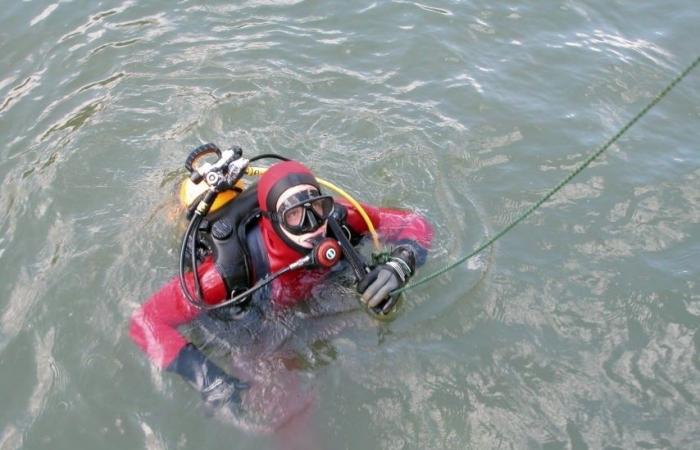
(29, 3, 59, 27)
(0, 70, 44, 116)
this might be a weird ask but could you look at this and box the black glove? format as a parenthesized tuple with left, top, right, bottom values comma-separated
(357, 245, 416, 314)
(167, 343, 248, 409)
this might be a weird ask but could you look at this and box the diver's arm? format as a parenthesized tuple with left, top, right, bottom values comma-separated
(129, 258, 227, 368)
(130, 260, 246, 409)
(166, 343, 247, 409)
(339, 200, 433, 265)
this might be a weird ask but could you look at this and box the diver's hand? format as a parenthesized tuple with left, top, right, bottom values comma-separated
(357, 245, 416, 313)
(200, 373, 244, 409)
(358, 266, 401, 312)
(167, 343, 249, 409)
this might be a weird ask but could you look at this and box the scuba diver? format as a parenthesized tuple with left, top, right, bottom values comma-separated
(129, 145, 432, 434)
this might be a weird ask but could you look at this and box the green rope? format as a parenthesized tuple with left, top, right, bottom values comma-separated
(395, 54, 700, 295)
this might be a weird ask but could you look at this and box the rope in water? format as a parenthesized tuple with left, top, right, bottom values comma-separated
(394, 54, 700, 295)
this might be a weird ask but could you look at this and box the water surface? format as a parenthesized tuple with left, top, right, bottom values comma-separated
(1, 1, 699, 449)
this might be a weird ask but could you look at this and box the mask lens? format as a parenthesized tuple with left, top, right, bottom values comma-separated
(311, 197, 333, 217)
(282, 205, 305, 227)
(278, 192, 334, 234)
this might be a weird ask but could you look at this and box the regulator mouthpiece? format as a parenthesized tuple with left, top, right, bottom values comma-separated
(312, 238, 342, 268)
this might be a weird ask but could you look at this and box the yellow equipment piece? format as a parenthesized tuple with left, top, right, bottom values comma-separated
(179, 178, 245, 213)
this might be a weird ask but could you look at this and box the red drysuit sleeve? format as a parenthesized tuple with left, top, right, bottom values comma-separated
(339, 199, 433, 260)
(129, 259, 227, 368)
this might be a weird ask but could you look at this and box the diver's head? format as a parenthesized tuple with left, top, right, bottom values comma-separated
(258, 161, 334, 253)
(274, 183, 334, 248)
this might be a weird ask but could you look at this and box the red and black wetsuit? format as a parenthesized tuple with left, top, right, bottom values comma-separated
(129, 200, 432, 367)
(129, 161, 432, 431)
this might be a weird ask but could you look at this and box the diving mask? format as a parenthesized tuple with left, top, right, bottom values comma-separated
(276, 189, 334, 235)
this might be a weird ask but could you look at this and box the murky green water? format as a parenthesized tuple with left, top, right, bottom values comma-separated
(2, 1, 699, 449)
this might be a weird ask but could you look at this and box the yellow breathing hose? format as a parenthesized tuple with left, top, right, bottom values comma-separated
(246, 166, 381, 250)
